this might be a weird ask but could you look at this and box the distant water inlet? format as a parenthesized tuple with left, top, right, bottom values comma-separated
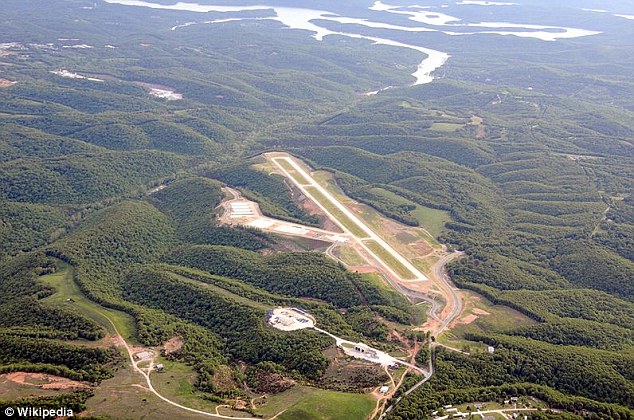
(104, 0, 601, 89)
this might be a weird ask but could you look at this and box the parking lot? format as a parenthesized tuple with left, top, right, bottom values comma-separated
(268, 307, 315, 331)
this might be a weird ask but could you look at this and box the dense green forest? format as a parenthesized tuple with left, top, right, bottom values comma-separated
(149, 177, 269, 250)
(264, 71, 634, 419)
(123, 266, 334, 380)
(1, 0, 633, 418)
(165, 244, 408, 309)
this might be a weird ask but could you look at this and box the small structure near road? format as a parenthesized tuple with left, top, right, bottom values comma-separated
(354, 343, 379, 359)
(270, 307, 422, 373)
(148, 184, 167, 195)
(341, 341, 402, 366)
(380, 385, 390, 394)
(149, 87, 182, 100)
(155, 364, 164, 372)
(0, 78, 17, 87)
(134, 351, 152, 360)
(50, 69, 104, 82)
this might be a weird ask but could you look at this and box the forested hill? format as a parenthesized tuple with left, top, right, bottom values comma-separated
(1, 0, 633, 418)
(266, 86, 634, 301)
(264, 85, 634, 416)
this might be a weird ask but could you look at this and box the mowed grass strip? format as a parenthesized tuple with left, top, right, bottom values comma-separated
(41, 261, 138, 343)
(368, 187, 450, 238)
(276, 158, 313, 185)
(334, 244, 366, 267)
(304, 186, 369, 238)
(167, 271, 270, 311)
(430, 122, 463, 132)
(364, 240, 415, 280)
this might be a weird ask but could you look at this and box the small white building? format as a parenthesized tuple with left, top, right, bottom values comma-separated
(354, 343, 378, 358)
(155, 364, 164, 371)
(380, 385, 389, 394)
(487, 346, 495, 353)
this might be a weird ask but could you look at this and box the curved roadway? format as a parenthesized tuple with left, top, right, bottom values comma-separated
(264, 153, 467, 418)
(105, 318, 256, 419)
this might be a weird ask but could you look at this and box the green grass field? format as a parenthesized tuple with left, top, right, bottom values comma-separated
(83, 361, 214, 420)
(470, 115, 483, 125)
(150, 357, 220, 412)
(41, 261, 138, 344)
(257, 386, 375, 420)
(334, 244, 366, 267)
(304, 186, 369, 238)
(368, 187, 450, 238)
(413, 256, 438, 274)
(312, 171, 352, 201)
(251, 161, 277, 174)
(283, 236, 332, 251)
(360, 272, 391, 291)
(364, 240, 415, 280)
(438, 291, 537, 351)
(430, 122, 463, 132)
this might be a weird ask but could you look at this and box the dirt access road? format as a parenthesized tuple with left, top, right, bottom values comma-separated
(427, 251, 464, 336)
(265, 153, 468, 419)
(105, 317, 257, 419)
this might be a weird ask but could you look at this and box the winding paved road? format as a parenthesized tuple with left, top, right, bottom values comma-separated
(433, 251, 464, 336)
(262, 152, 466, 419)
